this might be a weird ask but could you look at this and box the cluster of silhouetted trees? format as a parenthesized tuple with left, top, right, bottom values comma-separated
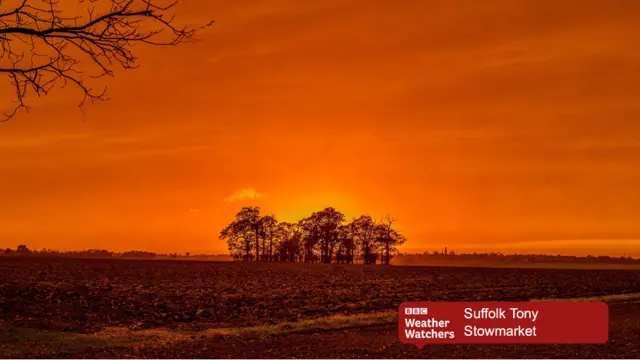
(3, 244, 32, 254)
(219, 206, 407, 265)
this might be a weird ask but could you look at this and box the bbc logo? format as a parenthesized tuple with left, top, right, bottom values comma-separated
(405, 307, 428, 315)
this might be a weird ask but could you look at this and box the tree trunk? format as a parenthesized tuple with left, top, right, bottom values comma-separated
(385, 243, 390, 265)
(268, 233, 273, 261)
(255, 228, 260, 261)
(322, 240, 328, 263)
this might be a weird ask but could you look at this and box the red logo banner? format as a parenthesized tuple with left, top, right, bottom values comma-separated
(398, 301, 608, 348)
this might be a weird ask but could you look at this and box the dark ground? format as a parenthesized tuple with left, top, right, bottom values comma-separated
(1, 256, 639, 358)
(81, 302, 639, 359)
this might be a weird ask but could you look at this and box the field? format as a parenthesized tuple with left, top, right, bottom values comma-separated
(1, 256, 639, 358)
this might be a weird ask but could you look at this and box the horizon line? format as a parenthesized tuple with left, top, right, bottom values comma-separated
(4, 245, 638, 260)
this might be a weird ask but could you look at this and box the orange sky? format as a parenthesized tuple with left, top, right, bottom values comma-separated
(1, 0, 640, 257)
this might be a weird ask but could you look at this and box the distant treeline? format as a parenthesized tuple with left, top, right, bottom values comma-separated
(3, 246, 157, 258)
(220, 206, 406, 265)
(1, 245, 231, 260)
(5, 242, 636, 265)
(396, 252, 640, 264)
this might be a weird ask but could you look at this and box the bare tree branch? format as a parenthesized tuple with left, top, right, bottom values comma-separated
(0, 0, 214, 121)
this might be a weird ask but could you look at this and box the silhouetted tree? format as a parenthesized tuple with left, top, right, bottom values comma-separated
(299, 216, 320, 263)
(246, 207, 264, 261)
(352, 215, 378, 264)
(375, 215, 407, 265)
(336, 223, 355, 264)
(16, 244, 30, 253)
(0, 0, 214, 121)
(261, 214, 278, 261)
(220, 221, 250, 260)
(306, 207, 344, 263)
(276, 221, 303, 262)
(220, 207, 262, 261)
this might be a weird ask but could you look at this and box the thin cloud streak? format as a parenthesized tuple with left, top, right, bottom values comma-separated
(224, 188, 263, 203)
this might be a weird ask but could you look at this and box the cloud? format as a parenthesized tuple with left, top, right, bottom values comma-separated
(189, 208, 201, 213)
(224, 187, 263, 203)
(0, 132, 92, 149)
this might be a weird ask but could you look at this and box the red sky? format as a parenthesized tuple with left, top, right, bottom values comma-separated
(1, 0, 640, 257)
